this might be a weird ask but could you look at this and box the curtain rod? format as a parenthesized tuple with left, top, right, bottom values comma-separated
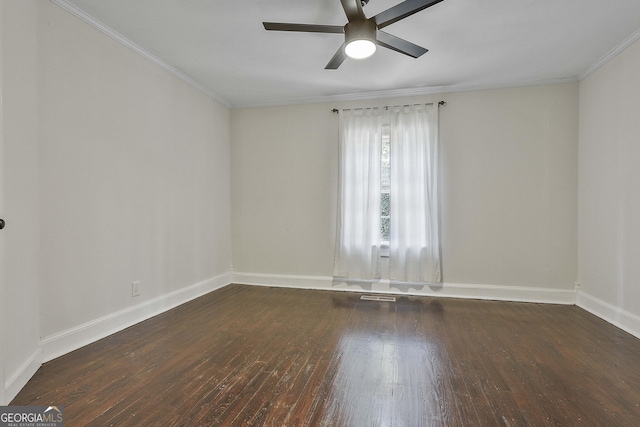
(331, 101, 445, 113)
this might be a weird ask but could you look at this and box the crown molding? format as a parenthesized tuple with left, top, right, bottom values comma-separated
(579, 27, 640, 81)
(49, 0, 231, 108)
(233, 77, 579, 109)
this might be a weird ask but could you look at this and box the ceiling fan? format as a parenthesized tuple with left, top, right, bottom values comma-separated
(263, 0, 444, 69)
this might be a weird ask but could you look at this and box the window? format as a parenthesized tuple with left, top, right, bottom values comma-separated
(380, 125, 390, 257)
(333, 104, 441, 283)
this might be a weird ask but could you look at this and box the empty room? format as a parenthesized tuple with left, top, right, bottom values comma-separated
(2, 0, 640, 425)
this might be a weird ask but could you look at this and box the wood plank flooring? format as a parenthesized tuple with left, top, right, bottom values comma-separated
(11, 284, 640, 426)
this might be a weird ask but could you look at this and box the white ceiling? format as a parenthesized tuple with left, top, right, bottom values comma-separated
(56, 0, 640, 108)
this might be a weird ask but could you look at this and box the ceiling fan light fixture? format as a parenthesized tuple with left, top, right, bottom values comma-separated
(345, 39, 376, 59)
(344, 19, 377, 60)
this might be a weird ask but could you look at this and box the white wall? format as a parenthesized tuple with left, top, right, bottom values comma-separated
(2, 0, 42, 403)
(231, 84, 579, 301)
(1, 0, 232, 402)
(231, 104, 338, 277)
(440, 85, 578, 289)
(578, 37, 640, 335)
(38, 0, 232, 341)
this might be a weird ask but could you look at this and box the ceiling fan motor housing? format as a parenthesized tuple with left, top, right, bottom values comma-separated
(345, 19, 377, 44)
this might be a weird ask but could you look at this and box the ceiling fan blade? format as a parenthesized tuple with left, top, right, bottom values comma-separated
(376, 30, 428, 58)
(263, 22, 344, 33)
(325, 44, 347, 69)
(373, 0, 445, 29)
(340, 0, 365, 22)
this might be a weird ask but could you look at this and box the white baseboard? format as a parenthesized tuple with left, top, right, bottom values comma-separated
(233, 272, 332, 290)
(41, 273, 232, 363)
(232, 272, 576, 305)
(4, 347, 42, 404)
(576, 291, 640, 339)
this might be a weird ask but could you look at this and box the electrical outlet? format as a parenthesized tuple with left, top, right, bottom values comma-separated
(132, 281, 141, 297)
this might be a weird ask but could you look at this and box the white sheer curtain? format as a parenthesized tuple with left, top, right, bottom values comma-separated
(333, 108, 386, 280)
(389, 104, 441, 283)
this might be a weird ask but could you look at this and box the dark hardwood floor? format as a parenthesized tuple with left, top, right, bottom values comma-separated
(12, 284, 640, 426)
